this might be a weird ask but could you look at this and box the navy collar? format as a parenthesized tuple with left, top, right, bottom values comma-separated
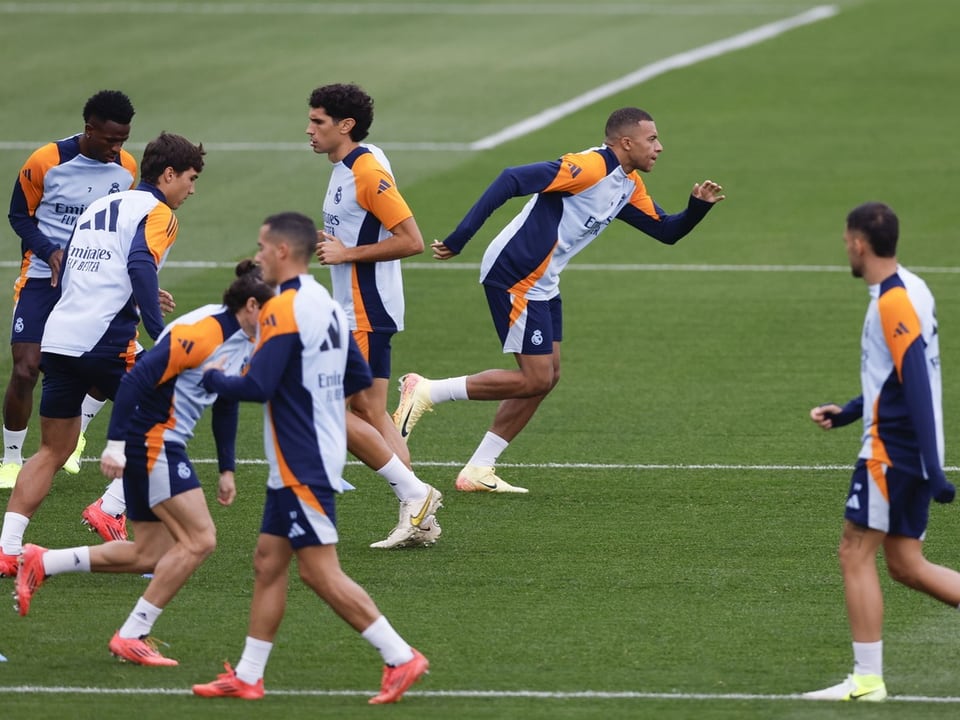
(135, 181, 168, 205)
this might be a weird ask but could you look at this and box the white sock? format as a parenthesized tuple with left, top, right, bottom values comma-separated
(2, 427, 26, 465)
(235, 636, 273, 685)
(428, 377, 468, 404)
(119, 597, 163, 638)
(43, 546, 91, 575)
(361, 615, 413, 666)
(467, 432, 509, 468)
(79, 396, 107, 434)
(853, 640, 883, 677)
(0, 512, 29, 555)
(376, 455, 428, 502)
(100, 478, 126, 516)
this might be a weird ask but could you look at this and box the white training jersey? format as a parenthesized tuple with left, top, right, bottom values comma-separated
(252, 274, 352, 491)
(41, 186, 178, 358)
(155, 304, 252, 446)
(9, 134, 137, 280)
(858, 265, 943, 472)
(321, 143, 412, 333)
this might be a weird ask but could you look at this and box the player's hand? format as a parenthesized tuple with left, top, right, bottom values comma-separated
(316, 231, 348, 265)
(47, 249, 64, 288)
(159, 288, 176, 314)
(100, 439, 126, 480)
(431, 240, 457, 260)
(217, 470, 237, 506)
(692, 180, 725, 204)
(202, 356, 228, 374)
(934, 480, 956, 504)
(810, 403, 842, 429)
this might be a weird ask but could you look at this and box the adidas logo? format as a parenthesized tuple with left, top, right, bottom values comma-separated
(376, 179, 392, 194)
(288, 522, 306, 539)
(893, 321, 911, 337)
(846, 482, 862, 510)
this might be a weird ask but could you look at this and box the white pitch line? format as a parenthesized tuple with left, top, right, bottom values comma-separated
(395, 262, 960, 274)
(0, 3, 832, 16)
(6, 261, 960, 274)
(0, 6, 839, 154)
(0, 686, 957, 703)
(71, 458, 960, 473)
(470, 5, 837, 149)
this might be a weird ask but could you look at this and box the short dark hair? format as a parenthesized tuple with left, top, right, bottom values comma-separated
(262, 212, 317, 262)
(847, 202, 898, 258)
(308, 83, 374, 142)
(222, 259, 275, 312)
(605, 107, 654, 140)
(140, 132, 205, 184)
(83, 90, 135, 125)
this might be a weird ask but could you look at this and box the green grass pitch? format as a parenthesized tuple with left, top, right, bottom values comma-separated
(1, 1, 960, 718)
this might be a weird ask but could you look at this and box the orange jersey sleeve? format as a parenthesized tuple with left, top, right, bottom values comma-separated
(878, 285, 923, 380)
(158, 316, 228, 384)
(16, 143, 60, 216)
(119, 149, 138, 187)
(352, 152, 413, 230)
(543, 151, 611, 194)
(256, 289, 300, 352)
(625, 172, 659, 218)
(142, 203, 179, 264)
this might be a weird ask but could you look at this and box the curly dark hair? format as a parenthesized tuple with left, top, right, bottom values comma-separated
(82, 90, 135, 125)
(308, 83, 374, 141)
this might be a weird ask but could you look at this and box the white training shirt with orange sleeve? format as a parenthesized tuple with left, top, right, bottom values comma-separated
(441, 145, 715, 302)
(40, 183, 179, 359)
(321, 143, 413, 333)
(8, 134, 136, 284)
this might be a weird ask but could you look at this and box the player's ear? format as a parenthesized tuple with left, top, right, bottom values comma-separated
(853, 233, 868, 256)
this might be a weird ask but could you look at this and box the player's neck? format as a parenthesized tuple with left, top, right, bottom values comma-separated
(863, 258, 899, 286)
(328, 140, 360, 164)
(607, 144, 634, 174)
(277, 263, 309, 287)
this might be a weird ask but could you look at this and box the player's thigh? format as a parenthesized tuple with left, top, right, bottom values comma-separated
(126, 520, 177, 565)
(151, 487, 215, 548)
(349, 378, 389, 416)
(882, 534, 926, 579)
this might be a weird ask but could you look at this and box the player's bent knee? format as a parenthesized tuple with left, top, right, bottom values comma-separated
(885, 558, 921, 588)
(185, 529, 217, 561)
(10, 361, 40, 389)
(522, 374, 555, 396)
